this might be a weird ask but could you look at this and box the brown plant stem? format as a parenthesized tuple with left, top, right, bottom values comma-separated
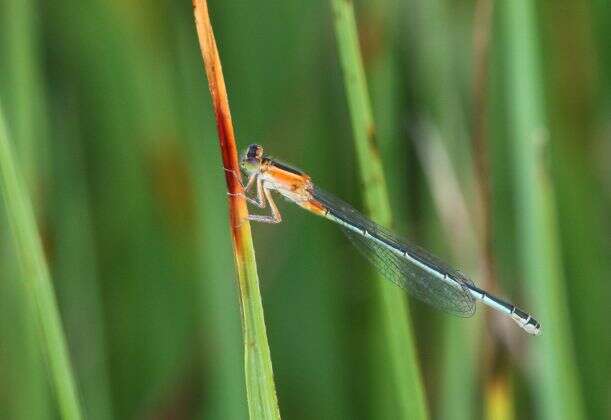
(471, 2, 515, 418)
(192, 1, 281, 418)
(471, 0, 495, 295)
(192, 0, 246, 232)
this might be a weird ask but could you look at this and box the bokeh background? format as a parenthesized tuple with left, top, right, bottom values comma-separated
(0, 1, 609, 419)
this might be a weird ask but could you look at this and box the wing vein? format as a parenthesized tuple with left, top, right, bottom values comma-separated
(313, 186, 476, 317)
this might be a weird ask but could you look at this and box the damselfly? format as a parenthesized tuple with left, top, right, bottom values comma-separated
(231, 144, 540, 335)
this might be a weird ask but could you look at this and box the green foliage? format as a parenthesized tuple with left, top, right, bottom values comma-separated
(501, 2, 586, 419)
(331, 1, 428, 418)
(0, 105, 83, 419)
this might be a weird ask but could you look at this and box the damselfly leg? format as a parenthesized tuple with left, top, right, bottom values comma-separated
(225, 168, 282, 224)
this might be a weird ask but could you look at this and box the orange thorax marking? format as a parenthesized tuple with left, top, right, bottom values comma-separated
(263, 164, 327, 216)
(265, 165, 309, 192)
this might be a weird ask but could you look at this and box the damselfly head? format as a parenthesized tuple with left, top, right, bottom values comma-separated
(241, 144, 264, 173)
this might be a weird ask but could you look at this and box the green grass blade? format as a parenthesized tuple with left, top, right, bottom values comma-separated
(174, 24, 247, 419)
(331, 1, 428, 419)
(0, 103, 83, 420)
(402, 2, 480, 418)
(0, 1, 52, 418)
(500, 2, 586, 419)
(192, 2, 280, 418)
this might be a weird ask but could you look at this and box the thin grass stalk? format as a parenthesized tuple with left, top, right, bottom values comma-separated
(402, 1, 479, 418)
(542, 4, 608, 416)
(413, 124, 481, 420)
(470, 2, 516, 418)
(1, 1, 51, 417)
(191, 2, 280, 419)
(470, 0, 496, 297)
(501, 2, 586, 419)
(330, 1, 428, 418)
(0, 103, 83, 420)
(365, 3, 413, 416)
(174, 25, 247, 419)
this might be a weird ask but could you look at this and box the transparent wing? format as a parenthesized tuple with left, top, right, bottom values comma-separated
(342, 229, 476, 316)
(313, 187, 476, 317)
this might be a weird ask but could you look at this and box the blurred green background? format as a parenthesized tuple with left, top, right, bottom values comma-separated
(0, 0, 609, 419)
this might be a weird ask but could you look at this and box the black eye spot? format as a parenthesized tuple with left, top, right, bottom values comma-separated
(246, 144, 262, 159)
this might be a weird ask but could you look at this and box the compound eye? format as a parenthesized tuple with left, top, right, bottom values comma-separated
(246, 144, 263, 160)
